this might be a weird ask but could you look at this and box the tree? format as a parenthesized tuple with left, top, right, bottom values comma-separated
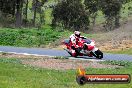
(84, 0, 99, 27)
(0, 0, 23, 27)
(52, 0, 89, 31)
(15, 0, 23, 28)
(38, 0, 47, 29)
(23, 0, 29, 26)
(100, 0, 122, 30)
(32, 0, 37, 27)
(0, 0, 16, 15)
(32, 0, 47, 27)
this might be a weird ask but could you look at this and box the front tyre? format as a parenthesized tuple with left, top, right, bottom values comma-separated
(95, 50, 103, 59)
(91, 50, 103, 59)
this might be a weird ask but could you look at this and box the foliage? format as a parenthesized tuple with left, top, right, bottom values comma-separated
(52, 0, 90, 31)
(100, 0, 122, 30)
(84, 0, 132, 30)
(0, 0, 132, 30)
(84, 0, 99, 27)
(0, 0, 16, 15)
(0, 0, 48, 28)
(84, 0, 128, 30)
(0, 27, 97, 47)
(0, 27, 61, 47)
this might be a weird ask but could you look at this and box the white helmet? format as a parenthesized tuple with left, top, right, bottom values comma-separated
(74, 31, 81, 37)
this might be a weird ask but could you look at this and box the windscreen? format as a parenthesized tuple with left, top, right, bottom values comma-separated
(83, 39, 91, 44)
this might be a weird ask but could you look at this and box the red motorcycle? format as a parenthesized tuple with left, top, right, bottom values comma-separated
(62, 38, 103, 59)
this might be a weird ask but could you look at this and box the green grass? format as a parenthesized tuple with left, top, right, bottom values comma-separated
(0, 27, 96, 47)
(105, 48, 132, 55)
(100, 60, 132, 67)
(0, 27, 62, 47)
(0, 57, 132, 88)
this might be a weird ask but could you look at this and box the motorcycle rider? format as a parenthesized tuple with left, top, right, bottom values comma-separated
(69, 31, 86, 55)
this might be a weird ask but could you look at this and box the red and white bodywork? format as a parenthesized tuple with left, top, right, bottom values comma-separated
(63, 39, 103, 59)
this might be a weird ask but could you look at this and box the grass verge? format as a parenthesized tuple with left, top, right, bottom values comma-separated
(0, 27, 62, 47)
(105, 48, 132, 55)
(0, 57, 132, 88)
(0, 27, 96, 48)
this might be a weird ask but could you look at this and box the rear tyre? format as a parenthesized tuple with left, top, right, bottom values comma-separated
(64, 48, 75, 57)
(72, 53, 78, 57)
(67, 49, 78, 57)
(68, 51, 72, 56)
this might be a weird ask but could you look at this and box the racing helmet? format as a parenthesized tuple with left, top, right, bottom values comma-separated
(74, 31, 81, 37)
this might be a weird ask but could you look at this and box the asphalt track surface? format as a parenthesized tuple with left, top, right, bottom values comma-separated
(0, 46, 132, 61)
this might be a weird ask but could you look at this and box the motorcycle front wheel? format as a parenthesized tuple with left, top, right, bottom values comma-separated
(91, 50, 103, 59)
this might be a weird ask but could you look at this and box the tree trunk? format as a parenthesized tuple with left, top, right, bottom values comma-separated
(25, 0, 28, 26)
(91, 12, 97, 29)
(15, 0, 22, 28)
(115, 14, 120, 28)
(92, 13, 97, 26)
(32, 0, 37, 27)
(12, 1, 16, 16)
(105, 16, 115, 31)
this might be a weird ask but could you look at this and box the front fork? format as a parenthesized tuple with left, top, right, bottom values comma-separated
(91, 47, 99, 57)
(91, 47, 103, 59)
